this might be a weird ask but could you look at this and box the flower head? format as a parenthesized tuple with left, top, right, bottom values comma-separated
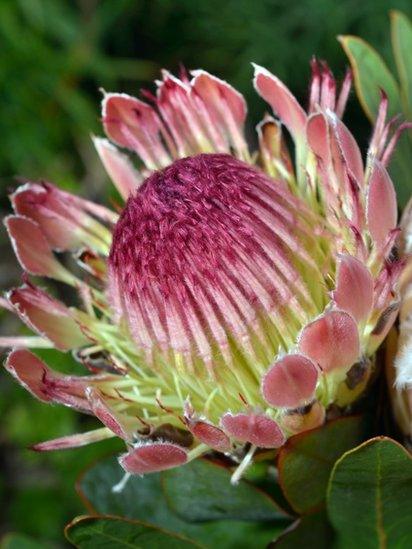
(2, 61, 404, 479)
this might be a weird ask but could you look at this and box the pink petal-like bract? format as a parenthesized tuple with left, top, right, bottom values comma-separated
(11, 184, 81, 250)
(191, 70, 247, 156)
(11, 182, 115, 252)
(119, 442, 188, 474)
(306, 112, 330, 164)
(5, 349, 111, 411)
(4, 215, 68, 280)
(367, 160, 397, 250)
(191, 70, 246, 128)
(93, 137, 142, 199)
(332, 255, 374, 322)
(102, 93, 170, 169)
(8, 283, 88, 351)
(32, 429, 112, 451)
(329, 114, 364, 185)
(5, 348, 54, 402)
(86, 387, 131, 440)
(187, 420, 231, 452)
(220, 412, 285, 448)
(253, 65, 307, 142)
(261, 354, 319, 408)
(298, 310, 360, 372)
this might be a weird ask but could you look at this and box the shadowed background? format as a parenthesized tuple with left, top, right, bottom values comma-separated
(0, 0, 411, 546)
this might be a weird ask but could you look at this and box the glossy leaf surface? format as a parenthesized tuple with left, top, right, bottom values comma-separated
(278, 416, 365, 514)
(77, 456, 288, 548)
(327, 437, 412, 549)
(65, 516, 200, 548)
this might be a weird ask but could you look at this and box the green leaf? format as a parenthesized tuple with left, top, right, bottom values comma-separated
(65, 516, 200, 548)
(78, 456, 288, 548)
(269, 511, 334, 548)
(339, 30, 412, 206)
(386, 130, 412, 208)
(339, 35, 402, 120)
(162, 458, 286, 522)
(327, 437, 412, 549)
(278, 416, 366, 514)
(0, 533, 46, 549)
(391, 10, 412, 114)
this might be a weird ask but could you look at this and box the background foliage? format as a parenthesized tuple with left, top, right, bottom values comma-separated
(1, 0, 412, 547)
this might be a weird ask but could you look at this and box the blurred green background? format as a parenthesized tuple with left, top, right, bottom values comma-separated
(1, 0, 411, 546)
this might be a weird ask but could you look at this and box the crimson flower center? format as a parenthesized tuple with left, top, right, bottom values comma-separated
(109, 153, 314, 372)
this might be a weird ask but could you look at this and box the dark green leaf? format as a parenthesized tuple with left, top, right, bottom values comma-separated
(389, 10, 412, 207)
(269, 511, 334, 548)
(386, 130, 412, 208)
(79, 456, 176, 525)
(339, 31, 412, 206)
(391, 10, 412, 113)
(278, 416, 365, 514)
(162, 458, 286, 522)
(78, 456, 288, 548)
(339, 35, 402, 120)
(65, 516, 200, 548)
(327, 437, 412, 548)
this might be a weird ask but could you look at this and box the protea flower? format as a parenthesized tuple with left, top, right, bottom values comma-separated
(2, 61, 405, 480)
